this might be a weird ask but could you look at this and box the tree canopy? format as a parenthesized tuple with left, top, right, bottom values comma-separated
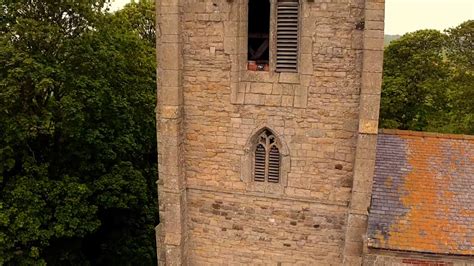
(0, 0, 157, 264)
(0, 0, 472, 264)
(380, 21, 474, 134)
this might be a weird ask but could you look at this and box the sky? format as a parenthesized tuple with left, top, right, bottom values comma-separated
(110, 0, 473, 35)
(385, 0, 473, 35)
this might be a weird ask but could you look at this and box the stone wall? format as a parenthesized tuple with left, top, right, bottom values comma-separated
(156, 0, 385, 264)
(182, 0, 369, 209)
(187, 189, 347, 265)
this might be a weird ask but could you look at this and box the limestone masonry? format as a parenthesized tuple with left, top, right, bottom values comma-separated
(155, 0, 473, 265)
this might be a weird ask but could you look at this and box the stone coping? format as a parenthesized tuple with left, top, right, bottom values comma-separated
(379, 129, 474, 141)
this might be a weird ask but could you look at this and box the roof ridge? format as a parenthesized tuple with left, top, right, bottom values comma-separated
(378, 129, 474, 141)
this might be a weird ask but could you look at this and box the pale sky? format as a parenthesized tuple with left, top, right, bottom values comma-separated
(110, 0, 474, 35)
(385, 0, 473, 35)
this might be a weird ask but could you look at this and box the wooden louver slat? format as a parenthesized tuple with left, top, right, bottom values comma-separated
(267, 146, 280, 183)
(276, 0, 299, 73)
(254, 144, 266, 182)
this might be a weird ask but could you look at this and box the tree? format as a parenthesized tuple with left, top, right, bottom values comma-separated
(115, 0, 156, 47)
(380, 21, 474, 134)
(380, 30, 450, 131)
(444, 20, 474, 134)
(0, 0, 157, 264)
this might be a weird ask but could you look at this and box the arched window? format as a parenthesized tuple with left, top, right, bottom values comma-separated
(254, 130, 281, 183)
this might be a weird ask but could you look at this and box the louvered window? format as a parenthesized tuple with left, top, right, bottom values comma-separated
(254, 130, 281, 183)
(276, 0, 299, 73)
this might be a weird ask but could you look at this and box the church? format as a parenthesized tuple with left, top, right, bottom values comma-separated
(155, 0, 473, 264)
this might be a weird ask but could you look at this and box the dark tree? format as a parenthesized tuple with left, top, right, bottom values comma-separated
(0, 0, 157, 264)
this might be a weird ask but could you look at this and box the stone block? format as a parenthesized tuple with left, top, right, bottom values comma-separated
(365, 21, 385, 31)
(161, 34, 179, 44)
(343, 255, 362, 266)
(344, 240, 364, 257)
(164, 232, 182, 246)
(352, 31, 364, 50)
(350, 191, 372, 212)
(355, 134, 378, 151)
(164, 244, 184, 266)
(366, 2, 385, 12)
(159, 44, 181, 71)
(294, 86, 308, 108)
(362, 50, 383, 73)
(224, 37, 237, 55)
(282, 95, 294, 107)
(224, 21, 239, 37)
(159, 4, 179, 15)
(358, 119, 379, 134)
(300, 17, 316, 37)
(250, 82, 273, 94)
(300, 37, 313, 54)
(157, 113, 181, 131)
(365, 8, 384, 21)
(364, 29, 384, 39)
(159, 86, 183, 106)
(265, 95, 282, 106)
(361, 72, 382, 95)
(353, 159, 376, 184)
(161, 14, 180, 35)
(353, 177, 373, 193)
(359, 94, 381, 120)
(363, 37, 384, 51)
(279, 73, 300, 84)
(300, 54, 313, 75)
(347, 213, 368, 229)
(161, 70, 181, 87)
(345, 224, 366, 242)
(244, 93, 265, 105)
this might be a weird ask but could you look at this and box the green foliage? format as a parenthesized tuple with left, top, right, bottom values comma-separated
(116, 0, 156, 47)
(384, 34, 401, 46)
(380, 21, 474, 134)
(443, 21, 474, 134)
(0, 0, 157, 264)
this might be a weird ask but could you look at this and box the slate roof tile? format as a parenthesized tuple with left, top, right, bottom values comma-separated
(367, 129, 474, 255)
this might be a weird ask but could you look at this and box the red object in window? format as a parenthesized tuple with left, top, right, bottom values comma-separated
(248, 61, 257, 71)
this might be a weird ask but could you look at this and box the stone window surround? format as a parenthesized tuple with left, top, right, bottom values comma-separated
(246, 0, 299, 73)
(241, 125, 290, 195)
(228, 0, 310, 108)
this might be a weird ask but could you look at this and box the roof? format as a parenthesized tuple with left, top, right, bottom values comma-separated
(367, 129, 474, 255)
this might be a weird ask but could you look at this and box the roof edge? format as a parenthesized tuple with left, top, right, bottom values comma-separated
(367, 246, 474, 258)
(378, 129, 474, 141)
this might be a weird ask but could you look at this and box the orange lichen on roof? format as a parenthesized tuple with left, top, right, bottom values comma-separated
(388, 136, 463, 252)
(368, 130, 474, 255)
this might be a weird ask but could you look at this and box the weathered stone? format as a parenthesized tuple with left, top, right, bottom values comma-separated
(156, 0, 386, 264)
(250, 82, 273, 94)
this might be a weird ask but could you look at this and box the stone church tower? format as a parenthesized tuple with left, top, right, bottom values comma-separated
(155, 0, 385, 264)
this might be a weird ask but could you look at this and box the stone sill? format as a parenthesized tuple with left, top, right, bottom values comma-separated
(241, 70, 301, 85)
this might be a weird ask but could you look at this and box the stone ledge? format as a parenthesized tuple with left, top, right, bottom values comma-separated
(187, 185, 349, 209)
(379, 129, 474, 141)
